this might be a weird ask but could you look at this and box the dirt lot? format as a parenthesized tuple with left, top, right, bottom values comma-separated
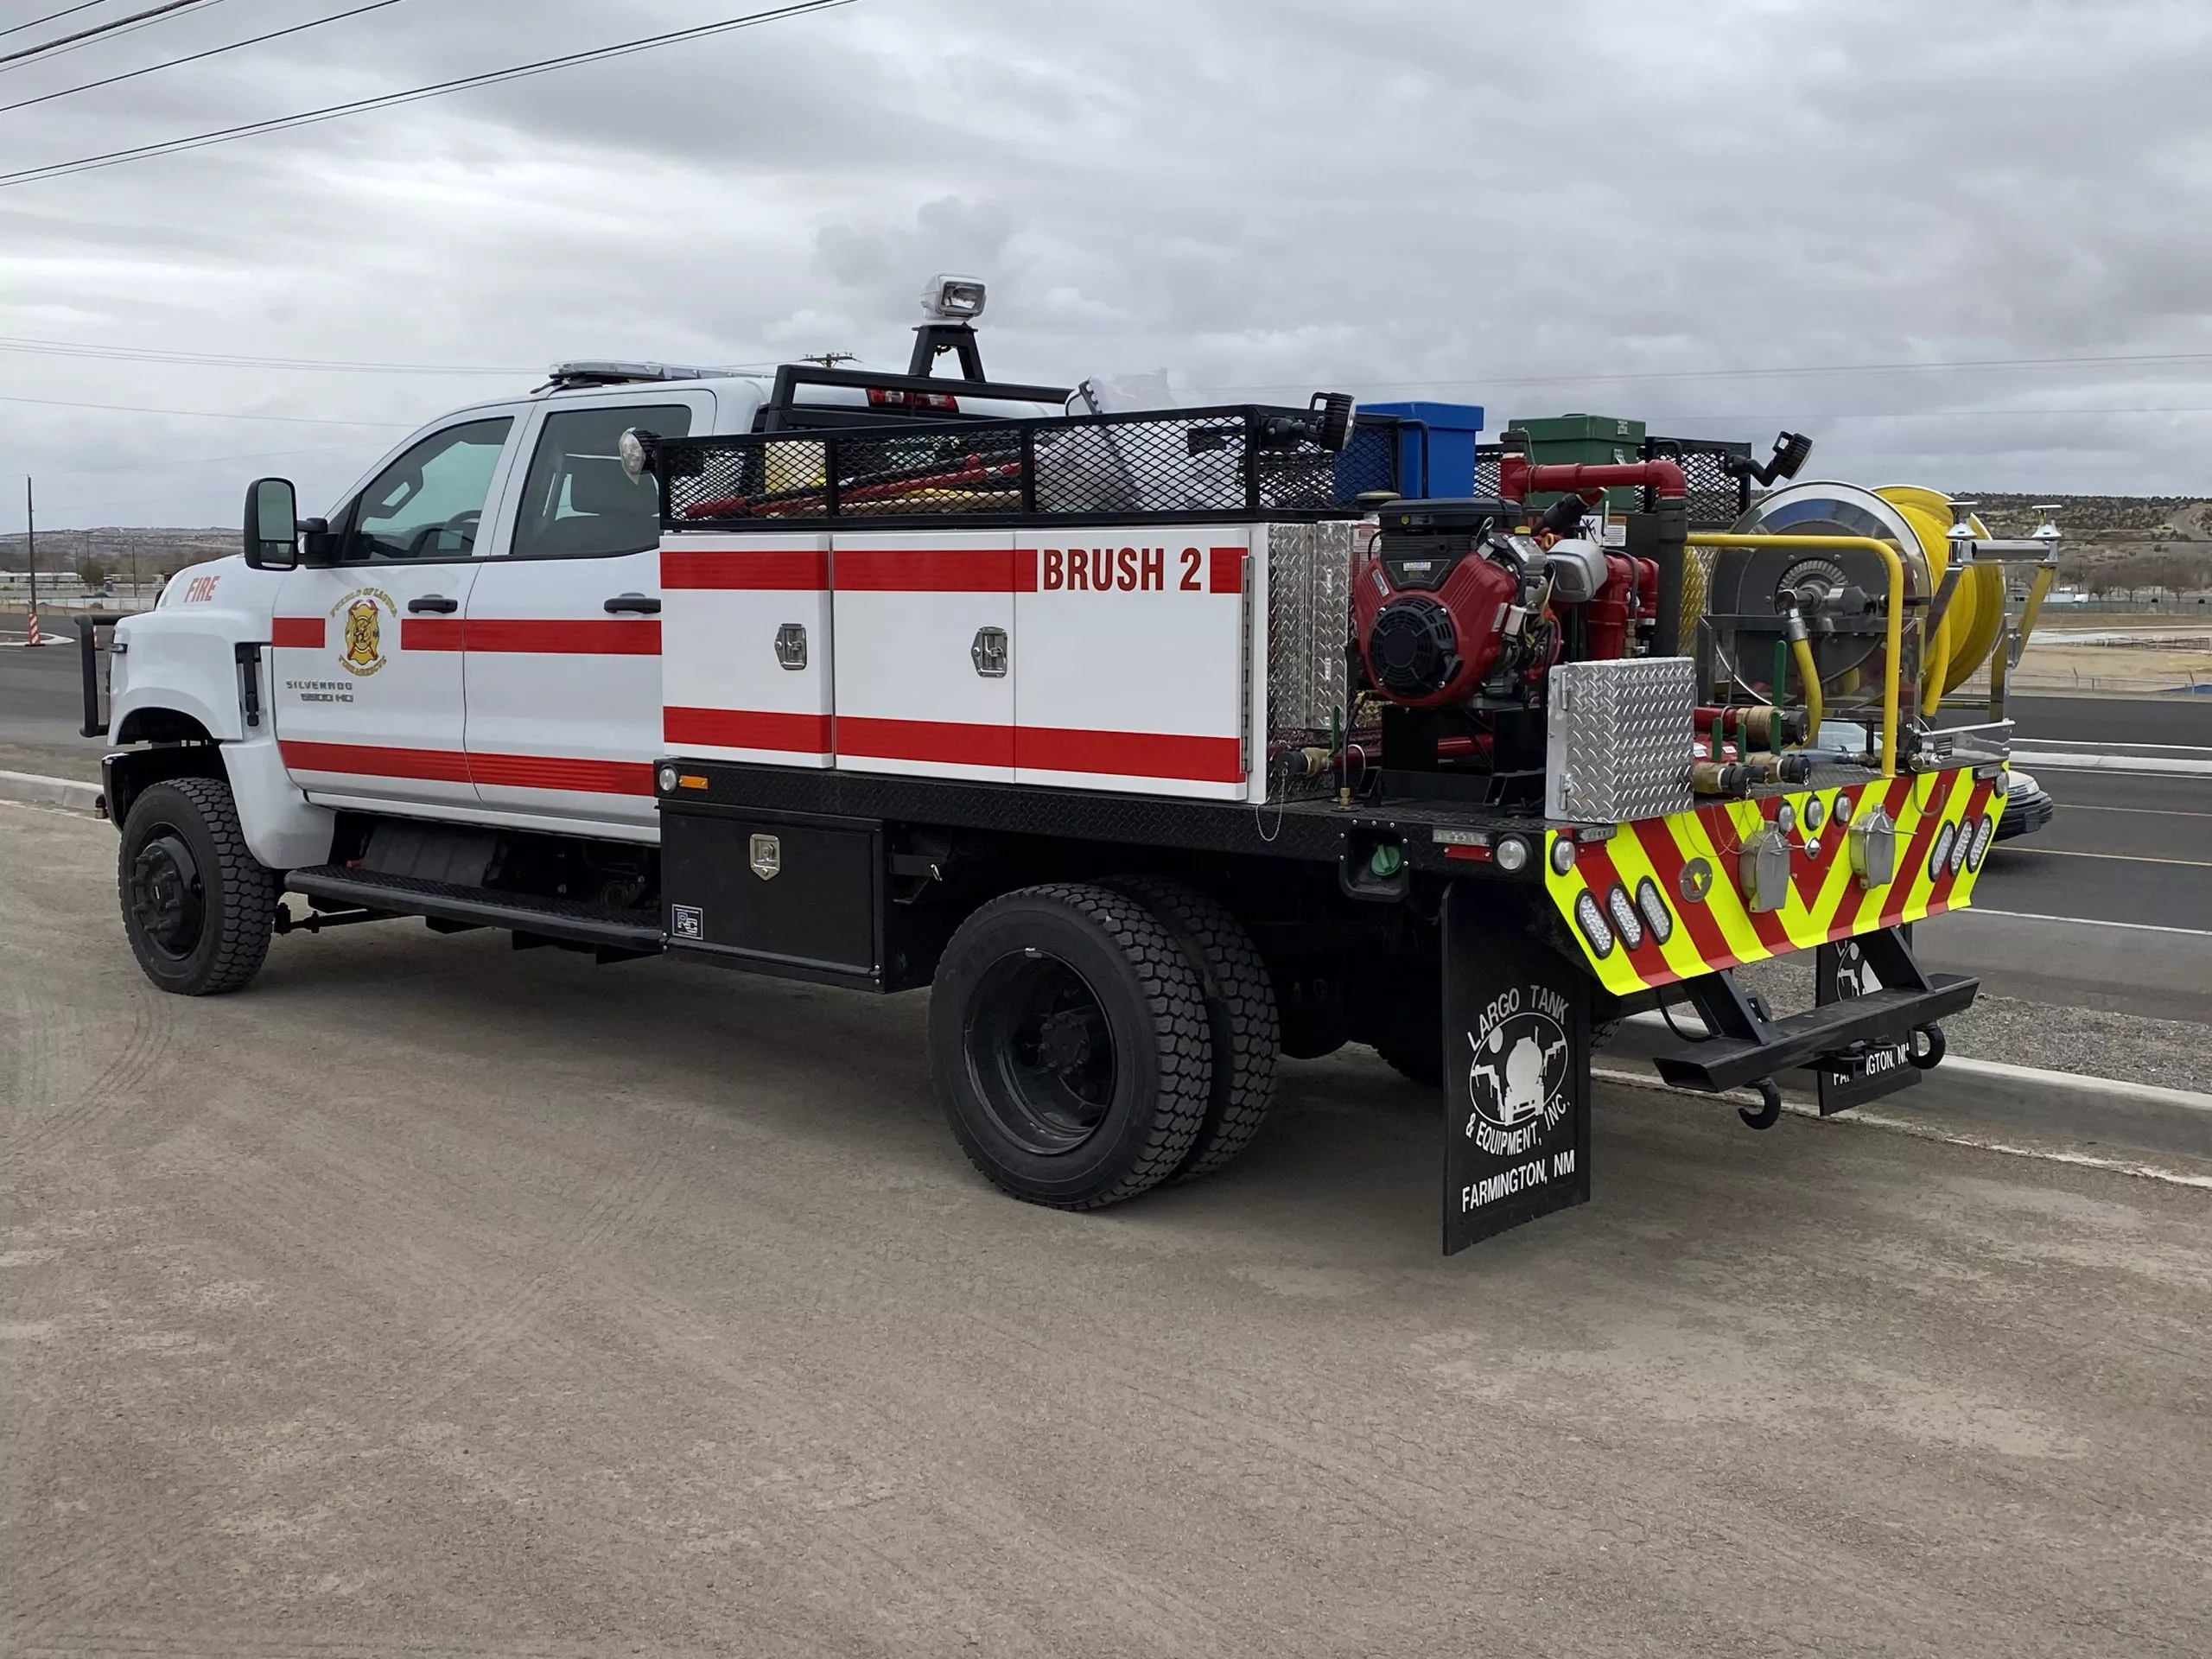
(5, 800, 2211, 1657)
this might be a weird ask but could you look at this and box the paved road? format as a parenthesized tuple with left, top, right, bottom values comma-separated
(5, 800, 2209, 1657)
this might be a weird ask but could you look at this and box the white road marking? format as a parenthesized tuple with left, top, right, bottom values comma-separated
(1592, 1065, 2212, 1191)
(2059, 802, 2212, 821)
(2014, 736, 2212, 754)
(2010, 753, 2212, 776)
(1964, 908, 2212, 937)
(1998, 847, 2212, 869)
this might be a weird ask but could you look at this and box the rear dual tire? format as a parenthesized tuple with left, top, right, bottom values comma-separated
(929, 880, 1281, 1210)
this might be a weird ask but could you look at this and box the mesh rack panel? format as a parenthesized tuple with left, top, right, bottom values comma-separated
(1470, 438, 1750, 529)
(658, 405, 1390, 526)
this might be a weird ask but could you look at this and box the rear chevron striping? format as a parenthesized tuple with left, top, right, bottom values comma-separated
(1547, 767, 1998, 994)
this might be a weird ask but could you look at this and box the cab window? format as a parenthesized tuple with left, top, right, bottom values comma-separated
(342, 418, 513, 563)
(510, 404, 693, 559)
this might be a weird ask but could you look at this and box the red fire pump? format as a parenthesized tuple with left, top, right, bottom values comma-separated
(1352, 454, 1680, 709)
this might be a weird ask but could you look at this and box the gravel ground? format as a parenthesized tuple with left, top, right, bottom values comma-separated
(9, 798, 2212, 1657)
(1731, 959, 2212, 1094)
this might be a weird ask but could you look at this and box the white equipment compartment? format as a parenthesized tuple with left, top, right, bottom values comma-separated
(659, 521, 1268, 800)
(659, 532, 835, 767)
(1014, 525, 1255, 799)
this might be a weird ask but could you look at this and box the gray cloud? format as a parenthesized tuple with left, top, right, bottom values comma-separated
(3, 0, 2209, 529)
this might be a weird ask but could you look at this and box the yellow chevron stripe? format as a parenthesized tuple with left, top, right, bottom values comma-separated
(1543, 834, 1648, 998)
(1669, 806, 1771, 965)
(1808, 788, 1860, 942)
(1609, 823, 1709, 984)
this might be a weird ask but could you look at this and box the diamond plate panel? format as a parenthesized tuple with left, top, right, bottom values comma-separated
(1266, 519, 1361, 740)
(1543, 657, 1697, 823)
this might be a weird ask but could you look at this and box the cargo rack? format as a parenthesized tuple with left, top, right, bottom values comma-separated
(652, 405, 1408, 531)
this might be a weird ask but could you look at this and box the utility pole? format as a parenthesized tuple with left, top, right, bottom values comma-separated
(800, 352, 859, 368)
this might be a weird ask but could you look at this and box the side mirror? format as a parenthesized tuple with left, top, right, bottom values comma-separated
(244, 477, 300, 569)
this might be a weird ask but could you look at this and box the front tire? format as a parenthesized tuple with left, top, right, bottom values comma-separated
(118, 775, 279, 995)
(930, 884, 1211, 1210)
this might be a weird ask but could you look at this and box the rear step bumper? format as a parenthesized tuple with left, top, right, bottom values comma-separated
(1653, 973, 1978, 1092)
(286, 866, 661, 953)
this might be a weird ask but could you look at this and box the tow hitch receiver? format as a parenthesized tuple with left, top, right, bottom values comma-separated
(1654, 927, 1975, 1105)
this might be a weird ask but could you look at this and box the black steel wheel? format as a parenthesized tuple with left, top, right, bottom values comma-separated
(930, 884, 1211, 1210)
(118, 776, 279, 995)
(1103, 876, 1280, 1180)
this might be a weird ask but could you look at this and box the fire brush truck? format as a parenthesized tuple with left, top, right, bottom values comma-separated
(80, 277, 2062, 1252)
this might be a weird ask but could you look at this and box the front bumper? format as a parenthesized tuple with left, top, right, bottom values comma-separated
(1994, 785, 2053, 841)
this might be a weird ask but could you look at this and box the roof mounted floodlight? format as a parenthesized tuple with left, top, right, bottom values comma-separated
(910, 273, 991, 380)
(920, 274, 988, 321)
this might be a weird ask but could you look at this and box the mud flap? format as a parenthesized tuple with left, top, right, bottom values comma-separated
(1442, 885, 1593, 1255)
(1812, 927, 1923, 1116)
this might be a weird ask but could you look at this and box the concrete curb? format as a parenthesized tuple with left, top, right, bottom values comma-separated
(0, 769, 103, 815)
(2006, 750, 2212, 777)
(1606, 1014, 2212, 1161)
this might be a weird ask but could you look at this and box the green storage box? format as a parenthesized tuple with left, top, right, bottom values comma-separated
(1508, 413, 1648, 512)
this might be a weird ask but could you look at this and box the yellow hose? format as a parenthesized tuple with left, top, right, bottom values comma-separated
(1790, 635, 1824, 737)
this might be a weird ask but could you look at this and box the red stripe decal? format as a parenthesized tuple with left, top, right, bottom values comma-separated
(271, 617, 324, 649)
(1573, 842, 1675, 982)
(661, 548, 826, 590)
(399, 617, 466, 652)
(1013, 546, 1039, 592)
(1208, 545, 1244, 594)
(839, 715, 1015, 768)
(1879, 780, 1957, 929)
(278, 740, 474, 785)
(466, 753, 654, 796)
(664, 706, 831, 753)
(278, 741, 652, 795)
(462, 619, 661, 655)
(836, 549, 1015, 592)
(1018, 725, 1244, 783)
(1629, 822, 1735, 968)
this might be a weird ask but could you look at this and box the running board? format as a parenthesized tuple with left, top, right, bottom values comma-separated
(286, 866, 662, 953)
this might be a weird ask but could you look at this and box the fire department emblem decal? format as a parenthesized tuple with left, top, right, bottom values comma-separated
(1464, 986, 1573, 1160)
(332, 587, 395, 677)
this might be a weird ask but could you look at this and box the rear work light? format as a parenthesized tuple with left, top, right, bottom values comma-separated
(868, 387, 961, 412)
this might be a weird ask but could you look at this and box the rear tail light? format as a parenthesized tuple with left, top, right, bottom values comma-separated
(867, 387, 960, 412)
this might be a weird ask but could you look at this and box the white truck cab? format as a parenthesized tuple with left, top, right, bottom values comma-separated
(107, 352, 1065, 869)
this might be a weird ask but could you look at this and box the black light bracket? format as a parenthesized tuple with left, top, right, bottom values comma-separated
(1726, 429, 1815, 487)
(908, 321, 988, 381)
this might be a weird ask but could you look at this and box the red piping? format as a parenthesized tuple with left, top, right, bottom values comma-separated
(1497, 454, 1686, 505)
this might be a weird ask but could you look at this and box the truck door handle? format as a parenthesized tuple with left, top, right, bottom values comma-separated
(603, 593, 661, 615)
(407, 594, 459, 614)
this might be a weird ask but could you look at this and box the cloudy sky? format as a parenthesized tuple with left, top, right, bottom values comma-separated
(3, 0, 2209, 530)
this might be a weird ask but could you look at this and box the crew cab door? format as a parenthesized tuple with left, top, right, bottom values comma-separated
(461, 391, 710, 834)
(272, 414, 518, 810)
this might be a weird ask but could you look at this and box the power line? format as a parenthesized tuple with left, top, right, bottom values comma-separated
(0, 3, 110, 41)
(0, 333, 787, 376)
(0, 333, 530, 373)
(0, 0, 857, 188)
(1208, 347, 2212, 400)
(0, 391, 410, 426)
(0, 0, 398, 117)
(0, 0, 214, 70)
